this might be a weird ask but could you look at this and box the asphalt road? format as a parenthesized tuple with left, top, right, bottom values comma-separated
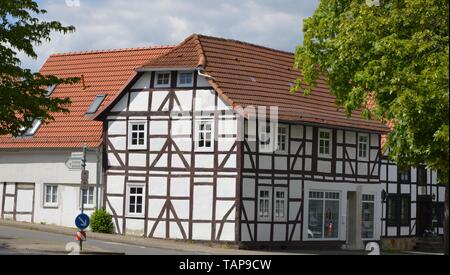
(0, 225, 206, 255)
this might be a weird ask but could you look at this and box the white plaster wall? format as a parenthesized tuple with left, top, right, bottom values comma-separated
(0, 150, 101, 227)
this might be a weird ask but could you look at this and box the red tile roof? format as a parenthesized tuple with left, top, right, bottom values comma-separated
(140, 34, 388, 132)
(0, 46, 173, 149)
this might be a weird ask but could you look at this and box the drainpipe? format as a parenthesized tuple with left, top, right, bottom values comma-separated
(95, 147, 102, 210)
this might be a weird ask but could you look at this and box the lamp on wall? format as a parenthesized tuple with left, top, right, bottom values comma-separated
(432, 194, 436, 201)
(381, 189, 387, 203)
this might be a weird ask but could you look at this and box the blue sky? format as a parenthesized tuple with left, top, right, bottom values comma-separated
(21, 0, 320, 72)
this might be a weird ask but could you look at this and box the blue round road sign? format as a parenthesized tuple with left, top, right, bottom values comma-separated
(75, 213, 90, 230)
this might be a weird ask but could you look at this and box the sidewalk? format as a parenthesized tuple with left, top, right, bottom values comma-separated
(0, 219, 296, 255)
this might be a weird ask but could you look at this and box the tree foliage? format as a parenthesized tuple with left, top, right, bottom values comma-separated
(0, 0, 79, 136)
(292, 0, 449, 183)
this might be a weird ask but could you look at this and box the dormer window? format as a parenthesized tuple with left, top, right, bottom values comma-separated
(86, 94, 106, 115)
(177, 72, 193, 87)
(155, 72, 171, 88)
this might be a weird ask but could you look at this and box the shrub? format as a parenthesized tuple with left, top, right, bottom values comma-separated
(90, 209, 114, 234)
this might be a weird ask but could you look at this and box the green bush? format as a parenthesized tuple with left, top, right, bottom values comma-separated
(90, 209, 114, 234)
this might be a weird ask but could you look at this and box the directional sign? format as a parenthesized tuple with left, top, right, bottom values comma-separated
(75, 213, 90, 230)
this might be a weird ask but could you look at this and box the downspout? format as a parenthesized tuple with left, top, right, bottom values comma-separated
(95, 147, 102, 210)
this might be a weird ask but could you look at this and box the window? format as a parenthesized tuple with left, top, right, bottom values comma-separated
(362, 194, 375, 239)
(21, 118, 43, 137)
(308, 191, 340, 239)
(177, 72, 194, 87)
(46, 85, 57, 96)
(387, 194, 410, 227)
(417, 166, 427, 186)
(277, 126, 288, 152)
(258, 188, 271, 220)
(155, 72, 171, 87)
(80, 186, 95, 209)
(196, 120, 213, 151)
(358, 134, 369, 159)
(128, 121, 147, 150)
(128, 186, 144, 216)
(400, 196, 411, 226)
(398, 170, 411, 184)
(432, 203, 445, 228)
(318, 129, 332, 157)
(274, 189, 287, 221)
(86, 94, 106, 115)
(44, 185, 58, 207)
(259, 123, 272, 152)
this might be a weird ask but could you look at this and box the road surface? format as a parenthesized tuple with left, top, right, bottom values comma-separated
(0, 225, 205, 255)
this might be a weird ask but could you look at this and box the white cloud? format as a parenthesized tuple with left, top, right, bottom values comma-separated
(19, 0, 319, 72)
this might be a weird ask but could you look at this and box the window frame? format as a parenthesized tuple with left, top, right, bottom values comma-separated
(318, 129, 332, 158)
(362, 194, 375, 239)
(126, 184, 145, 217)
(177, 71, 194, 87)
(43, 184, 58, 208)
(128, 121, 148, 150)
(80, 186, 95, 210)
(154, 72, 171, 88)
(277, 125, 288, 153)
(257, 187, 272, 222)
(417, 165, 428, 186)
(259, 122, 273, 152)
(398, 169, 411, 184)
(387, 194, 411, 227)
(358, 134, 369, 160)
(195, 118, 214, 152)
(307, 190, 341, 240)
(274, 188, 288, 221)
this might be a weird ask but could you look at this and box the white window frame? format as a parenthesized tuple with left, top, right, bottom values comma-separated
(43, 184, 58, 208)
(128, 121, 147, 150)
(318, 129, 332, 158)
(276, 125, 288, 153)
(259, 123, 274, 153)
(258, 187, 272, 222)
(80, 186, 95, 210)
(362, 194, 376, 240)
(274, 188, 288, 221)
(126, 184, 145, 217)
(358, 134, 369, 160)
(195, 119, 214, 152)
(306, 190, 341, 241)
(154, 72, 171, 88)
(177, 71, 194, 87)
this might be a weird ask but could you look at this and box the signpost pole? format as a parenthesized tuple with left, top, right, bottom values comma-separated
(80, 143, 87, 252)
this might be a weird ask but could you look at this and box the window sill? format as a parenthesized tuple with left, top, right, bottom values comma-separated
(43, 205, 59, 209)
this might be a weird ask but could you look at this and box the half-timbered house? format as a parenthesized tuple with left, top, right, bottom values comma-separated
(92, 34, 445, 249)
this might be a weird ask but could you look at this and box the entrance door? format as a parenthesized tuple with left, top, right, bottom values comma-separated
(416, 196, 432, 237)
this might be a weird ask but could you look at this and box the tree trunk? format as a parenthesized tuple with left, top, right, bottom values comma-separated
(445, 185, 449, 256)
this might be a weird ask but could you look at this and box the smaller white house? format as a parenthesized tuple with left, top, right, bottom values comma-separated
(0, 45, 173, 228)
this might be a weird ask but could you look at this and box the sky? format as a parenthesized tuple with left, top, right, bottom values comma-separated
(19, 0, 320, 72)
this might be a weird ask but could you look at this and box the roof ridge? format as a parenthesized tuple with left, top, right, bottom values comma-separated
(195, 34, 294, 56)
(50, 45, 175, 57)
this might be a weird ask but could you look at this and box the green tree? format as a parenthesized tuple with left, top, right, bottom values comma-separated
(0, 0, 79, 136)
(293, 0, 448, 254)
